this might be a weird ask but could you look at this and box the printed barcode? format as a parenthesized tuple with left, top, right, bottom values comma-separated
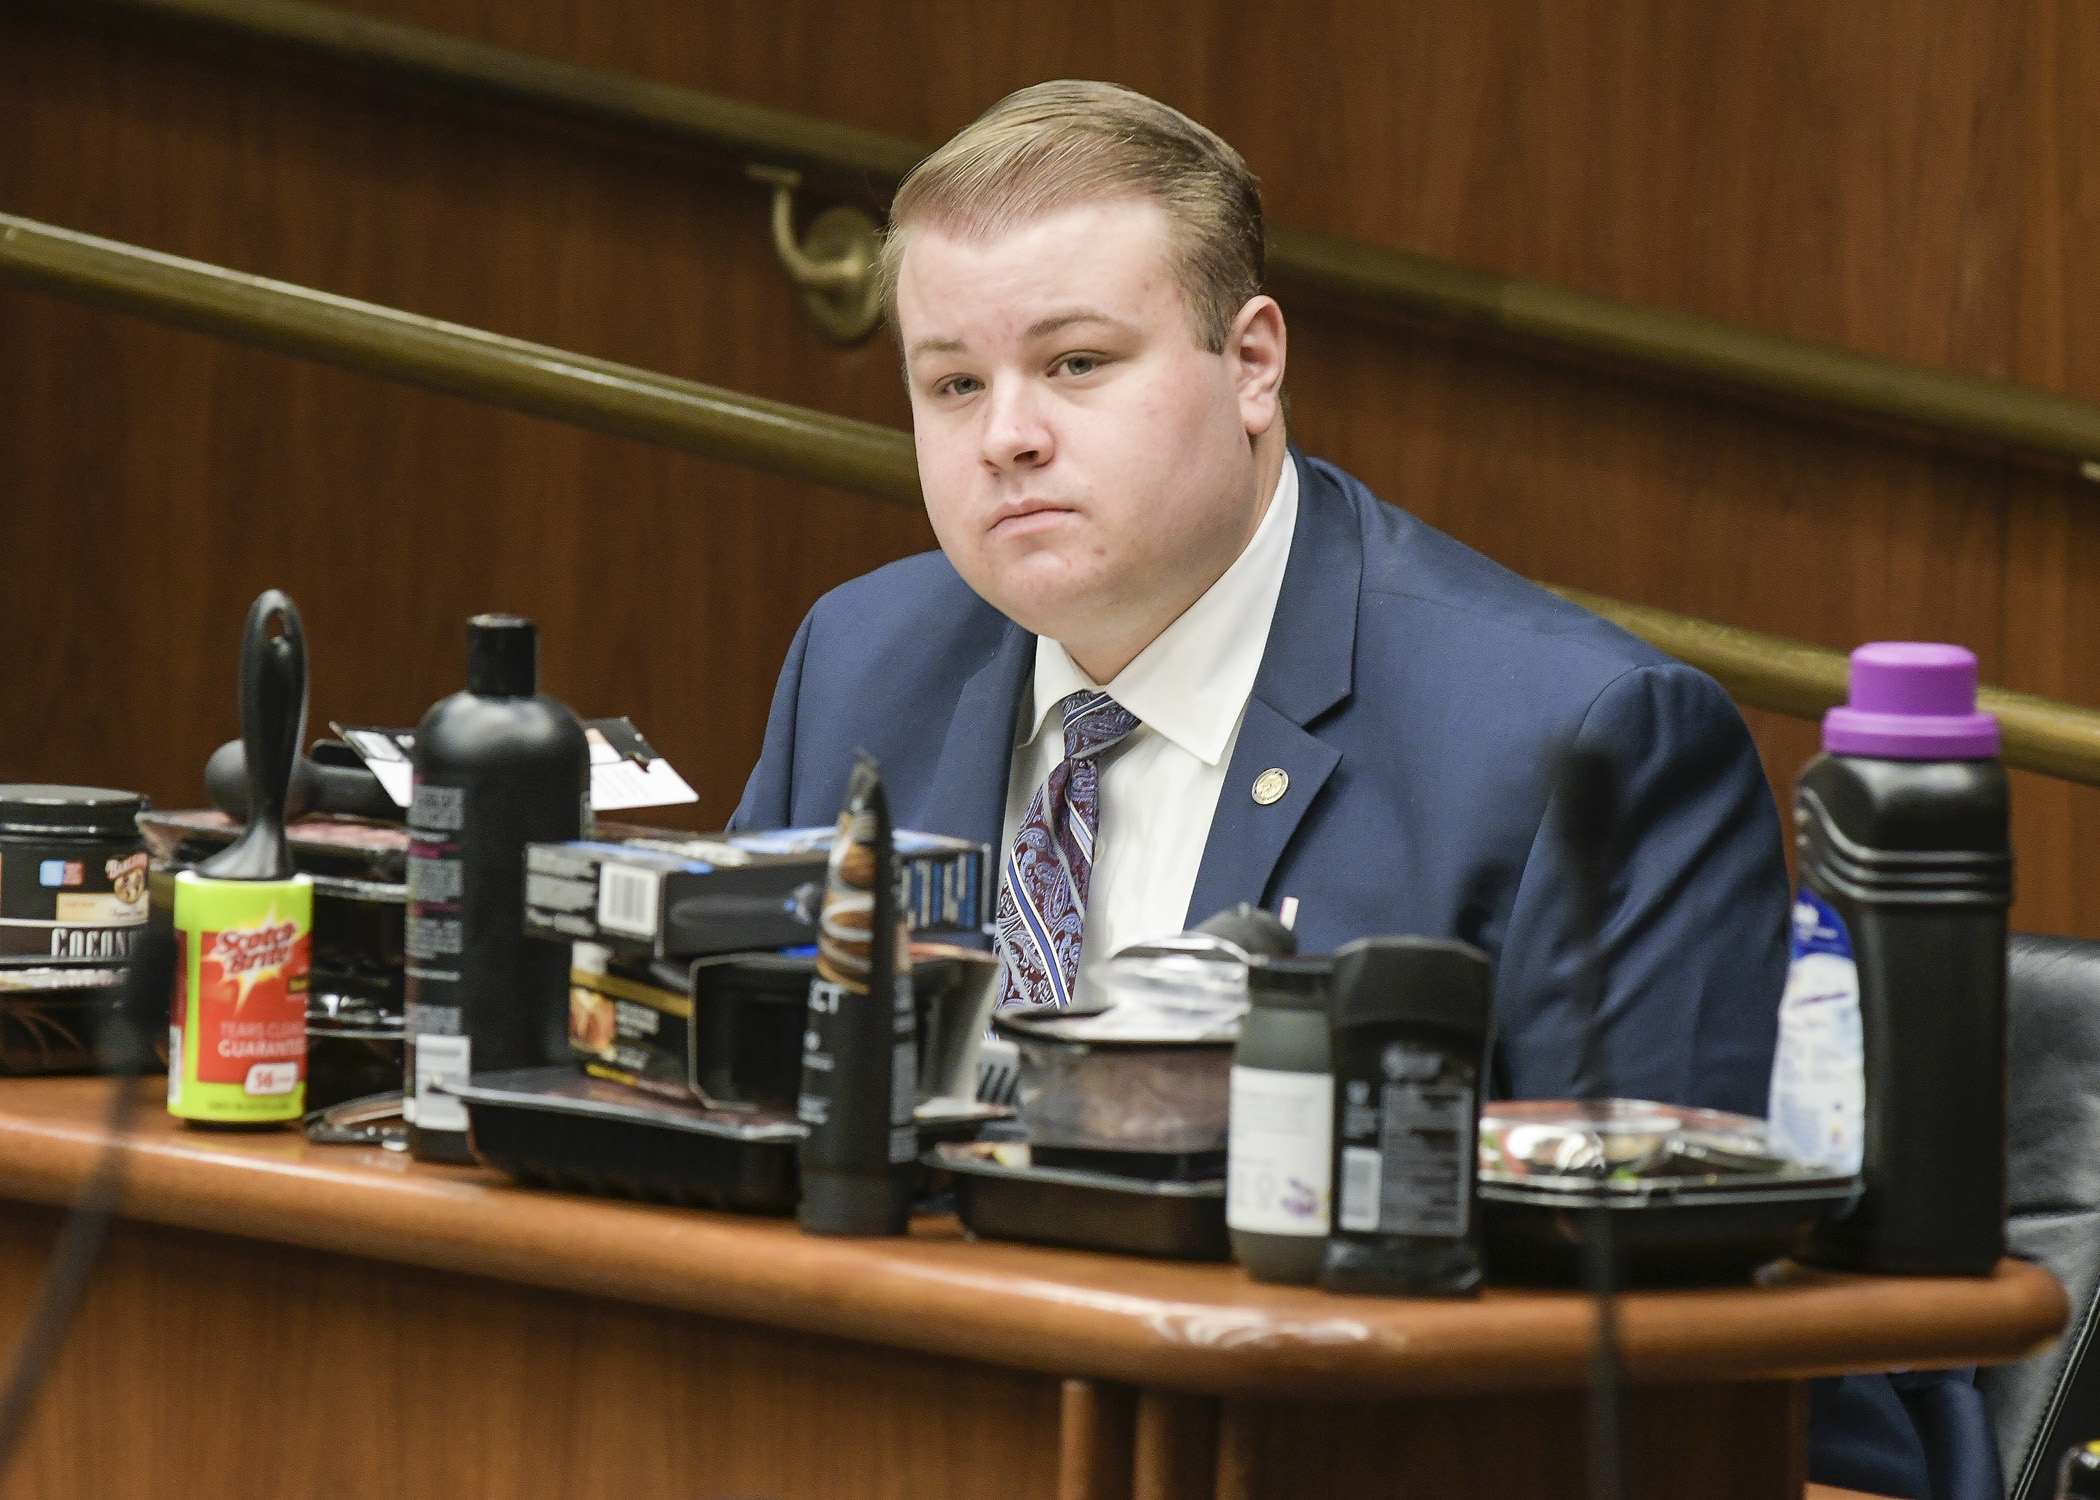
(596, 863, 661, 938)
(1338, 1146, 1383, 1232)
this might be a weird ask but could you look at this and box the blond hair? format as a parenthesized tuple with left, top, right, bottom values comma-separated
(879, 81, 1264, 353)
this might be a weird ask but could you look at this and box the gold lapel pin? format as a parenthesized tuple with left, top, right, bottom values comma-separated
(1252, 768, 1289, 805)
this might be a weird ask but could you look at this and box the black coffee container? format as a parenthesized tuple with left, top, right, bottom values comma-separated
(0, 785, 149, 966)
(404, 616, 589, 1164)
(1796, 642, 2011, 1275)
(1319, 936, 1493, 1296)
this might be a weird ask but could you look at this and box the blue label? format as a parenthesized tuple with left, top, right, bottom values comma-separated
(1768, 886, 1865, 1173)
(1789, 889, 1854, 962)
(37, 860, 66, 888)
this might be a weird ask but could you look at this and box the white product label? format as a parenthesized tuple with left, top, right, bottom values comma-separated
(1227, 1066, 1335, 1237)
(408, 782, 464, 833)
(1338, 1147, 1382, 1232)
(1378, 1084, 1473, 1236)
(414, 1033, 473, 1133)
(167, 1027, 182, 1105)
(1767, 891, 1865, 1173)
(597, 863, 661, 938)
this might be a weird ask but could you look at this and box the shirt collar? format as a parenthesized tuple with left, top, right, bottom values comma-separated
(1021, 453, 1301, 767)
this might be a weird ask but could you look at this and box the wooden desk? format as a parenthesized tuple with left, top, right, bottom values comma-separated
(0, 1079, 2065, 1500)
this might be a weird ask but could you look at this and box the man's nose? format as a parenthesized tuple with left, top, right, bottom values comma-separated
(979, 380, 1054, 471)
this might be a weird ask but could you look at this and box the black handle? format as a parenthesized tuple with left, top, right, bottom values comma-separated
(240, 590, 307, 838)
(198, 590, 307, 881)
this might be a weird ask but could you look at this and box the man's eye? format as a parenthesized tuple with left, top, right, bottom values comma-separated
(938, 375, 983, 397)
(1059, 355, 1098, 377)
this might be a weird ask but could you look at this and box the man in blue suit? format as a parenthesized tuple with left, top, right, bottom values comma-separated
(737, 79, 1788, 1116)
(733, 80, 1987, 1496)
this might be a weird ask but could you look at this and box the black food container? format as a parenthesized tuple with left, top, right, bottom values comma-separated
(306, 989, 406, 1114)
(1477, 1099, 1859, 1285)
(455, 1065, 804, 1213)
(143, 810, 409, 1027)
(933, 1140, 1228, 1260)
(687, 944, 1004, 1123)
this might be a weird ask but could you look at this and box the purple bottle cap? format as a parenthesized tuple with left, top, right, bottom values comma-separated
(1822, 642, 1999, 760)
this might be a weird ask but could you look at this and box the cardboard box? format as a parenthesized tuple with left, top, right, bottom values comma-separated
(524, 825, 988, 961)
(566, 948, 692, 1101)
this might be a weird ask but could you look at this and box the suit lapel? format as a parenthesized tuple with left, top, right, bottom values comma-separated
(1186, 451, 1362, 918)
(915, 616, 1033, 850)
(1185, 698, 1341, 923)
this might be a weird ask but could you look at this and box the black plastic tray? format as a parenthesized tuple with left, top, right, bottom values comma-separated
(932, 1141, 1229, 1260)
(1479, 1173, 1859, 1285)
(452, 1066, 804, 1214)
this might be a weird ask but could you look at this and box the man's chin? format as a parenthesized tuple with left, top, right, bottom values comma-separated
(974, 578, 1105, 646)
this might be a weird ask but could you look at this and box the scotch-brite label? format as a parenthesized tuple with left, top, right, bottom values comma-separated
(169, 871, 311, 1123)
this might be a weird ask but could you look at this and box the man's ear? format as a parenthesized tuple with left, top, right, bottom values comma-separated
(1229, 295, 1287, 437)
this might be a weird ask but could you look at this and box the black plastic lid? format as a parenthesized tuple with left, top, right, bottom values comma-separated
(1192, 901, 1298, 958)
(1247, 954, 1332, 1012)
(0, 784, 146, 839)
(467, 615, 537, 697)
(1330, 936, 1492, 1040)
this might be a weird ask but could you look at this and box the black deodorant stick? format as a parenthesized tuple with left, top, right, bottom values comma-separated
(1319, 936, 1493, 1297)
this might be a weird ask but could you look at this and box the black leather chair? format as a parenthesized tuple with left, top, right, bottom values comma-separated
(1978, 935, 2100, 1499)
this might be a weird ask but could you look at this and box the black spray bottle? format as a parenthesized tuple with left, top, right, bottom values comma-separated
(1774, 642, 2011, 1275)
(404, 615, 589, 1164)
(796, 754, 916, 1235)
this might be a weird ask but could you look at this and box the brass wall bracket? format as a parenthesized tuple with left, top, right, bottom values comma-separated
(748, 165, 883, 344)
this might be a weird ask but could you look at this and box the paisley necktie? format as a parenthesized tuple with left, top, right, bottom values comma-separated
(995, 690, 1141, 1010)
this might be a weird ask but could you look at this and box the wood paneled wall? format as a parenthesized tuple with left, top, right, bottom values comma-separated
(3, 1, 2096, 935)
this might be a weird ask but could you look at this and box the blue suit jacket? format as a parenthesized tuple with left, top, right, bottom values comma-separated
(735, 450, 1789, 1115)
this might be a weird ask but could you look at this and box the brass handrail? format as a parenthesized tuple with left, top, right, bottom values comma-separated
(0, 216, 919, 503)
(35, 0, 923, 189)
(27, 0, 2100, 473)
(5, 210, 2098, 787)
(1545, 589, 2100, 788)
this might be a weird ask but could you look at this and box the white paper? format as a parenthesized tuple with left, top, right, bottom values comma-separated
(589, 755, 698, 811)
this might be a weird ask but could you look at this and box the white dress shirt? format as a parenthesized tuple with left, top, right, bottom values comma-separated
(998, 454, 1300, 1006)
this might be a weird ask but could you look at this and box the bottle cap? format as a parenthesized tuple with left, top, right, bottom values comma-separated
(467, 615, 538, 697)
(1247, 954, 1331, 1012)
(1822, 642, 2000, 761)
(1193, 901, 1298, 958)
(1330, 936, 1492, 1041)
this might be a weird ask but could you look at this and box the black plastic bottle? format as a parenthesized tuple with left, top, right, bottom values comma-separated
(404, 616, 588, 1164)
(1791, 642, 2011, 1275)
